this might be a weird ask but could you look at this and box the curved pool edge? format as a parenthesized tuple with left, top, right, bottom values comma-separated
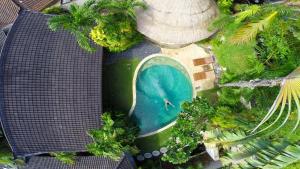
(129, 54, 196, 137)
(137, 121, 176, 138)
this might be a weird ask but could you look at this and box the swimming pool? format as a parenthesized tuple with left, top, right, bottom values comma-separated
(131, 57, 193, 136)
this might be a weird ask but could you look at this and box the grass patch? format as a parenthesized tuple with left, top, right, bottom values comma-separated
(197, 88, 219, 104)
(135, 126, 173, 152)
(103, 57, 141, 112)
(284, 161, 300, 169)
(103, 57, 174, 152)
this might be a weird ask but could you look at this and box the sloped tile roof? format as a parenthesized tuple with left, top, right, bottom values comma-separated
(18, 0, 60, 11)
(24, 156, 135, 169)
(0, 30, 7, 50)
(0, 0, 59, 28)
(0, 10, 103, 157)
(0, 0, 20, 28)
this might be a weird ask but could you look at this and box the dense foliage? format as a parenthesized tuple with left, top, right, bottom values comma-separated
(48, 0, 144, 52)
(48, 1, 97, 52)
(210, 87, 282, 131)
(285, 161, 300, 169)
(202, 71, 300, 168)
(87, 112, 139, 160)
(216, 0, 234, 14)
(90, 15, 142, 52)
(0, 140, 14, 167)
(42, 6, 69, 15)
(161, 97, 215, 164)
(210, 3, 300, 83)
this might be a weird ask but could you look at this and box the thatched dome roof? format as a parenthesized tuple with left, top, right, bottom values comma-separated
(136, 0, 219, 48)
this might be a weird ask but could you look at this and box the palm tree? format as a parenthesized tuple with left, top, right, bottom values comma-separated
(48, 0, 97, 52)
(230, 11, 278, 44)
(48, 0, 145, 52)
(251, 67, 300, 134)
(206, 67, 300, 168)
(228, 4, 299, 44)
(219, 67, 300, 134)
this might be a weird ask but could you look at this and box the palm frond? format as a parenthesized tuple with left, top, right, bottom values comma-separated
(230, 11, 278, 44)
(251, 67, 300, 134)
(73, 30, 96, 52)
(234, 5, 261, 23)
(204, 129, 248, 149)
(221, 140, 289, 167)
(48, 14, 73, 31)
(262, 144, 300, 169)
(48, 2, 97, 52)
(204, 129, 300, 168)
(222, 140, 300, 169)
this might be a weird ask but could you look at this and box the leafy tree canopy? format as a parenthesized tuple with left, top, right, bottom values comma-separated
(87, 112, 139, 160)
(161, 97, 215, 164)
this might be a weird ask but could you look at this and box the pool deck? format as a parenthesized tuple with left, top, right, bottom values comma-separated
(161, 44, 216, 92)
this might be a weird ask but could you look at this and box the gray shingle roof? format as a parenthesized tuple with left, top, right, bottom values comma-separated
(24, 155, 135, 169)
(104, 40, 161, 65)
(0, 30, 7, 51)
(0, 10, 103, 157)
(0, 0, 20, 28)
(0, 0, 60, 28)
(17, 0, 60, 11)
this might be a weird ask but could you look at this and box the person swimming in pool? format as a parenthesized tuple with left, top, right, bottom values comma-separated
(164, 98, 175, 111)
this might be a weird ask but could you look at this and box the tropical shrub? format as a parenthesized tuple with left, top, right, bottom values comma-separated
(43, 6, 69, 15)
(87, 112, 139, 160)
(211, 3, 300, 83)
(211, 106, 240, 129)
(0, 151, 14, 167)
(210, 15, 264, 82)
(161, 97, 215, 164)
(0, 139, 15, 167)
(90, 15, 143, 52)
(48, 0, 144, 52)
(216, 0, 234, 14)
(212, 37, 264, 80)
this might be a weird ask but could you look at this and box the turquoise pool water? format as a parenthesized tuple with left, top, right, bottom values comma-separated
(132, 64, 193, 135)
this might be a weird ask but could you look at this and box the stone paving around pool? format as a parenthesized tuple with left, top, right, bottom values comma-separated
(161, 44, 216, 93)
